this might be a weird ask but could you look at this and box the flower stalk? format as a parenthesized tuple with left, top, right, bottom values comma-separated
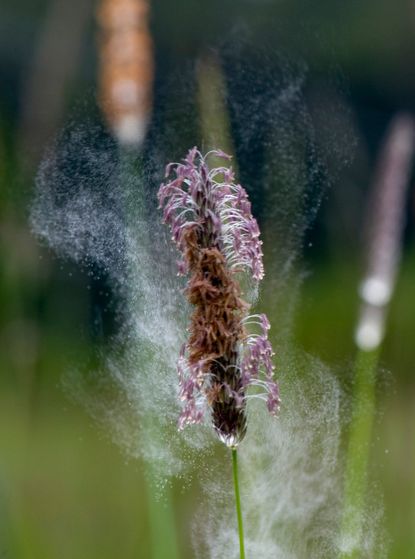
(340, 113, 415, 557)
(159, 147, 280, 558)
(232, 448, 246, 559)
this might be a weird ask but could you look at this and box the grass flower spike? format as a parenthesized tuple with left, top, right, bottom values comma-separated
(158, 147, 280, 447)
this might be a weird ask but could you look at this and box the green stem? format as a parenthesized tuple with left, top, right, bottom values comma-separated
(118, 150, 180, 559)
(232, 448, 246, 559)
(339, 348, 379, 558)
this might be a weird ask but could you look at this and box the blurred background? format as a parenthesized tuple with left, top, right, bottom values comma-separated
(0, 0, 414, 557)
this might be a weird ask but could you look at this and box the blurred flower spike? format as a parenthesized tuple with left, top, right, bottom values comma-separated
(158, 148, 280, 447)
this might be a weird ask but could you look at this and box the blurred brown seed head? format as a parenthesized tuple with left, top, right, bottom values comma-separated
(97, 0, 153, 147)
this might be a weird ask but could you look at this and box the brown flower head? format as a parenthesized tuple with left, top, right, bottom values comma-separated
(158, 148, 280, 447)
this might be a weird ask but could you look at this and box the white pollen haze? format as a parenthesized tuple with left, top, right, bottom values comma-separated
(30, 47, 386, 558)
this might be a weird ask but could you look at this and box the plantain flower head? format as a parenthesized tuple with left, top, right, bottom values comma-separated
(158, 147, 280, 447)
